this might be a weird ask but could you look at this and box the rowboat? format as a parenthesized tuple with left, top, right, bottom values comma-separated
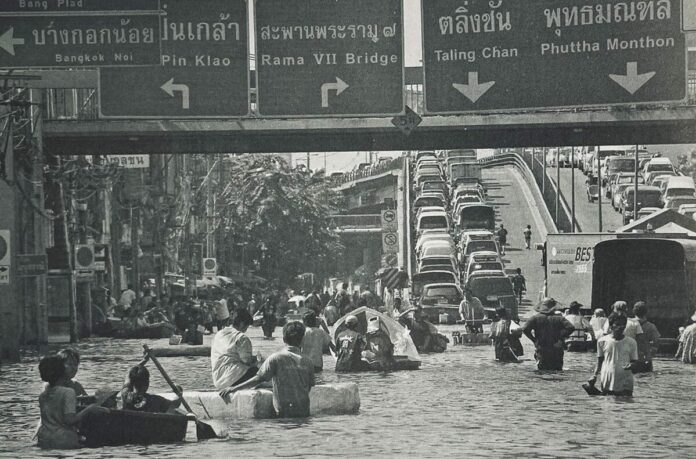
(80, 409, 188, 447)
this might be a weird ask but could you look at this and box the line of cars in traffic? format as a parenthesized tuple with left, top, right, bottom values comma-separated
(580, 149, 696, 224)
(410, 150, 518, 326)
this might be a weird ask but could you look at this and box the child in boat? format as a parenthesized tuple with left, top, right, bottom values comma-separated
(221, 321, 315, 418)
(114, 365, 182, 413)
(37, 355, 108, 449)
(57, 349, 88, 397)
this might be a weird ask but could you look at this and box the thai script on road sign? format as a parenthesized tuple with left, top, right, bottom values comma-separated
(422, 0, 685, 113)
(255, 0, 404, 117)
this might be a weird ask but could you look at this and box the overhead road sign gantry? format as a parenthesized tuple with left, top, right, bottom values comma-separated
(422, 0, 686, 114)
(255, 0, 405, 117)
(99, 0, 249, 118)
(0, 0, 161, 68)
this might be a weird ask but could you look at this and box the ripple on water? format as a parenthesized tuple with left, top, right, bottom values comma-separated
(3, 332, 696, 457)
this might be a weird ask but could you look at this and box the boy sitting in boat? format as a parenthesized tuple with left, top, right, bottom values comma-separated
(220, 321, 316, 418)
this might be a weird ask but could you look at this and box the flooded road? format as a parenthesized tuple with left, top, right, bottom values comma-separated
(2, 329, 696, 458)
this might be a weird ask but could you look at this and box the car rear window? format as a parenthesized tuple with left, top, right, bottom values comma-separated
(466, 240, 497, 254)
(469, 278, 513, 295)
(424, 286, 462, 299)
(471, 262, 503, 272)
(608, 158, 636, 172)
(420, 216, 448, 229)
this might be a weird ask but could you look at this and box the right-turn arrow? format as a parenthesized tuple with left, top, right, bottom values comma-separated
(609, 62, 655, 95)
(452, 72, 495, 103)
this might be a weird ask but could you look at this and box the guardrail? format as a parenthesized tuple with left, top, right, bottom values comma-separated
(330, 156, 404, 186)
(478, 152, 570, 233)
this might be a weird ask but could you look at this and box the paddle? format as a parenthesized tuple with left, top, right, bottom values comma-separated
(582, 377, 603, 396)
(319, 317, 337, 359)
(142, 345, 218, 440)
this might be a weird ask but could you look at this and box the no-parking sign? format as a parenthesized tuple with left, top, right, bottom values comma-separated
(382, 232, 399, 254)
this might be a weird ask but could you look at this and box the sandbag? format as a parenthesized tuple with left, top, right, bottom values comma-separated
(159, 383, 360, 419)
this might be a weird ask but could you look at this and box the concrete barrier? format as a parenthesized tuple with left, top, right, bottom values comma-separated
(160, 382, 360, 419)
(151, 346, 211, 357)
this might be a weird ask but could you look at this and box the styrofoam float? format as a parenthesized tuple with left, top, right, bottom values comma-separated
(159, 383, 360, 419)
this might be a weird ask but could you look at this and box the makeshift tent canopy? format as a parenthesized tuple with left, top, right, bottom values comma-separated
(333, 306, 421, 365)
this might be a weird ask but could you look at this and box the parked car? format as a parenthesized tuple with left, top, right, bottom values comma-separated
(464, 251, 505, 279)
(612, 184, 632, 210)
(418, 283, 463, 324)
(663, 196, 696, 211)
(663, 176, 696, 200)
(416, 210, 450, 234)
(464, 270, 518, 320)
(619, 186, 663, 224)
(643, 157, 674, 179)
(414, 195, 447, 209)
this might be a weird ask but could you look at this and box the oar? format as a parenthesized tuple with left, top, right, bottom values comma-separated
(319, 317, 338, 359)
(142, 345, 218, 440)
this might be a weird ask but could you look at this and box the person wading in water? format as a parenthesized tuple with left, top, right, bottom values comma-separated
(522, 298, 575, 371)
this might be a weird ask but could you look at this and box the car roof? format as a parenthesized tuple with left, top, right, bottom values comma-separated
(423, 283, 461, 289)
(467, 270, 507, 277)
(647, 158, 672, 165)
(419, 210, 448, 217)
(469, 250, 500, 258)
(667, 176, 695, 187)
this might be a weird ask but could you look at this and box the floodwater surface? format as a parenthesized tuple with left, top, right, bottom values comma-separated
(1, 327, 695, 458)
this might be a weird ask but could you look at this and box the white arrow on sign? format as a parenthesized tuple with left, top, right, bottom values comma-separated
(452, 72, 495, 103)
(0, 28, 25, 56)
(160, 78, 190, 109)
(321, 77, 349, 108)
(609, 62, 655, 95)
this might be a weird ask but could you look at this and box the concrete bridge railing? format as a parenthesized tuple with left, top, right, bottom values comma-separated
(330, 156, 404, 187)
(478, 153, 562, 233)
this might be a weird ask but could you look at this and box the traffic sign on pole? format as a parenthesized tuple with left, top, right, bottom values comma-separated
(0, 2, 161, 68)
(422, 0, 686, 114)
(99, 0, 249, 118)
(255, 0, 404, 117)
(382, 232, 399, 254)
(381, 209, 397, 231)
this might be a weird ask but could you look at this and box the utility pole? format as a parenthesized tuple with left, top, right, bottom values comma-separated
(571, 147, 576, 232)
(323, 152, 327, 172)
(556, 149, 560, 224)
(542, 147, 547, 194)
(131, 205, 141, 310)
(634, 144, 639, 223)
(306, 152, 310, 171)
(597, 146, 603, 232)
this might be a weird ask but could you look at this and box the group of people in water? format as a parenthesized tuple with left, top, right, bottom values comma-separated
(489, 297, 662, 397)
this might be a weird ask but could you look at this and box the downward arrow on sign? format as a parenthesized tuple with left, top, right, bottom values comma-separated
(609, 62, 655, 95)
(452, 72, 495, 103)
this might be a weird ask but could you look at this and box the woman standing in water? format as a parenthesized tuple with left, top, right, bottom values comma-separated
(489, 306, 523, 363)
(591, 314, 638, 396)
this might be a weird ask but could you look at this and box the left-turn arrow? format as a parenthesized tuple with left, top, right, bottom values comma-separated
(0, 28, 25, 56)
(160, 78, 190, 109)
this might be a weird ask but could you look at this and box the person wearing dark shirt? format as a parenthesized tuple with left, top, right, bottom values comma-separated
(111, 365, 181, 413)
(522, 298, 575, 371)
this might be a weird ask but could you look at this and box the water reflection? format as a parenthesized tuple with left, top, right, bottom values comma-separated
(2, 327, 696, 457)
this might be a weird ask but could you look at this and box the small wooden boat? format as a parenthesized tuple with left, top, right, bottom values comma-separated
(80, 409, 188, 447)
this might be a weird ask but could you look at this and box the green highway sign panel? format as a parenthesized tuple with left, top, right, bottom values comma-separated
(422, 0, 686, 113)
(1, 1, 160, 12)
(255, 0, 404, 117)
(0, 2, 161, 68)
(99, 0, 249, 118)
